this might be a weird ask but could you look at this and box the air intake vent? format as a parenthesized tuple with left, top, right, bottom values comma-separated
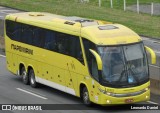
(98, 25, 118, 30)
(29, 13, 44, 16)
(64, 21, 75, 25)
(75, 19, 94, 23)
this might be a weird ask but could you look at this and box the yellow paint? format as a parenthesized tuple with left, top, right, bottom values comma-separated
(89, 49, 102, 70)
(145, 46, 156, 64)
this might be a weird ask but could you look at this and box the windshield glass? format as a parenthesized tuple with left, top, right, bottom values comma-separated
(97, 43, 148, 88)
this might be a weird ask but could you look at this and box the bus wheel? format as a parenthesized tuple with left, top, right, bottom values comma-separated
(29, 69, 37, 88)
(21, 67, 29, 85)
(82, 87, 92, 106)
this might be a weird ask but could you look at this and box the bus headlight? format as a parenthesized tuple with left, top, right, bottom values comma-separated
(98, 88, 114, 96)
(145, 86, 150, 91)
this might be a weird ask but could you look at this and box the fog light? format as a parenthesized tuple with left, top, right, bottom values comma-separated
(106, 100, 111, 104)
(146, 95, 149, 99)
(145, 87, 149, 91)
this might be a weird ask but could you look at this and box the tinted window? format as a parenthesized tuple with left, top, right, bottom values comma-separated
(32, 28, 41, 47)
(83, 38, 98, 80)
(44, 30, 56, 51)
(68, 36, 83, 64)
(6, 20, 84, 64)
(21, 24, 33, 44)
(56, 33, 84, 64)
(6, 20, 21, 41)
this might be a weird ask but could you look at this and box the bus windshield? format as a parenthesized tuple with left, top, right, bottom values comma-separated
(97, 43, 149, 88)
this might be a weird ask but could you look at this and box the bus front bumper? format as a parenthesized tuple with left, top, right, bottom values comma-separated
(99, 90, 150, 105)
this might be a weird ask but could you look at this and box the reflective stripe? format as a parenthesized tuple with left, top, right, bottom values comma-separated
(36, 77, 76, 96)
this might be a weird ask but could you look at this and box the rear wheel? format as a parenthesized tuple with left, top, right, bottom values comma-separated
(21, 67, 29, 85)
(82, 87, 92, 106)
(29, 69, 38, 88)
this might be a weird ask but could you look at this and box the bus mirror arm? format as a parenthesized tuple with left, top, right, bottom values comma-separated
(145, 46, 156, 64)
(89, 49, 102, 70)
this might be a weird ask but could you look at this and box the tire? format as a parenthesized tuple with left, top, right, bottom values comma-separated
(82, 87, 92, 106)
(21, 67, 29, 85)
(29, 69, 38, 88)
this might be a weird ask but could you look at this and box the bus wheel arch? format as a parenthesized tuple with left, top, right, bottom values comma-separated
(19, 63, 29, 85)
(80, 83, 92, 106)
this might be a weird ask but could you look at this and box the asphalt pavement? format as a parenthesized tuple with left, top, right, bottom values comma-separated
(0, 6, 22, 19)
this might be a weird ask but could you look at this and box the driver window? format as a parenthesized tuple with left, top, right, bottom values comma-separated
(82, 38, 98, 81)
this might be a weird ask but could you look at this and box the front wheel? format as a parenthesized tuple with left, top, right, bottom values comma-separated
(29, 69, 38, 88)
(82, 87, 92, 106)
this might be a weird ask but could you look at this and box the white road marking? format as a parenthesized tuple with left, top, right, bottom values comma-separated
(16, 88, 48, 100)
(22, 88, 47, 97)
(0, 54, 6, 58)
(147, 101, 159, 105)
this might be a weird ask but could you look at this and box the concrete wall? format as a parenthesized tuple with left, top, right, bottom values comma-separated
(148, 54, 160, 95)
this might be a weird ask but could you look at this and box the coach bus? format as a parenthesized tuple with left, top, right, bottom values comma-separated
(5, 12, 156, 105)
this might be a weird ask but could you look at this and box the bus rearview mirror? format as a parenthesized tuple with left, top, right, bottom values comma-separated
(145, 46, 156, 64)
(89, 49, 102, 70)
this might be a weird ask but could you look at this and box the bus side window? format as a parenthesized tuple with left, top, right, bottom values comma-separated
(6, 20, 15, 40)
(44, 30, 56, 51)
(56, 33, 67, 54)
(6, 20, 21, 41)
(67, 36, 84, 64)
(82, 38, 98, 81)
(32, 28, 44, 47)
(21, 24, 34, 44)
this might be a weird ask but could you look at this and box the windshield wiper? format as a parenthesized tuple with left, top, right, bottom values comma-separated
(117, 63, 139, 84)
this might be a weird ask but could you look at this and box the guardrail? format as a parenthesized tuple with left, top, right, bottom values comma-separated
(148, 54, 160, 95)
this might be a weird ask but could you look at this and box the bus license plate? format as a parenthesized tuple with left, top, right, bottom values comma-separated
(125, 98, 134, 103)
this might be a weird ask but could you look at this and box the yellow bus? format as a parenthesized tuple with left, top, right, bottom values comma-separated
(5, 12, 156, 105)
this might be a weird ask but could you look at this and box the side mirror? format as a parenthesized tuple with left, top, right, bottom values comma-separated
(145, 46, 156, 64)
(89, 49, 102, 70)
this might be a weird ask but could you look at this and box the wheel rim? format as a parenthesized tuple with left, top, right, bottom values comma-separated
(30, 73, 35, 85)
(22, 71, 27, 82)
(83, 91, 89, 104)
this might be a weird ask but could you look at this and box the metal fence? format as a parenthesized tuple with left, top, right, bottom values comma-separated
(80, 0, 160, 16)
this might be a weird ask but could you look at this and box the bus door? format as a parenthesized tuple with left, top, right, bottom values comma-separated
(66, 57, 87, 95)
(64, 36, 87, 95)
(82, 38, 101, 103)
(65, 61, 75, 95)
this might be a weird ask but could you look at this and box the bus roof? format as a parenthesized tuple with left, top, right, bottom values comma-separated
(6, 12, 141, 45)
